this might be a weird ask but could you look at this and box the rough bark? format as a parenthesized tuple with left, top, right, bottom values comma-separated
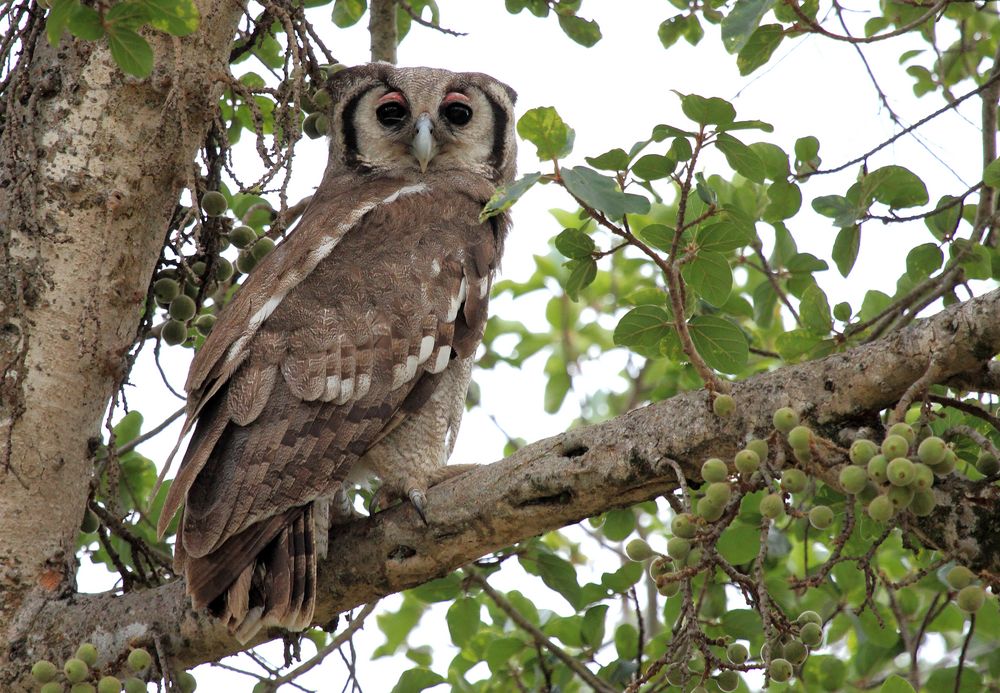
(0, 0, 242, 681)
(3, 284, 999, 687)
(369, 0, 398, 63)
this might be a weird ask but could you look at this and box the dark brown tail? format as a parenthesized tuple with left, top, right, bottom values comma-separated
(179, 503, 318, 643)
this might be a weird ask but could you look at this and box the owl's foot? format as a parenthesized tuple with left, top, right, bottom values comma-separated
(370, 464, 478, 523)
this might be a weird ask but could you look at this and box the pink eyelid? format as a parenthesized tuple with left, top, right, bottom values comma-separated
(442, 92, 470, 105)
(376, 91, 407, 106)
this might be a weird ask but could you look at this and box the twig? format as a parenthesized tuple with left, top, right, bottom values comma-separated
(118, 406, 186, 456)
(784, 0, 946, 45)
(468, 570, 616, 693)
(890, 358, 943, 424)
(397, 0, 466, 36)
(928, 394, 1000, 432)
(751, 242, 800, 324)
(955, 613, 976, 693)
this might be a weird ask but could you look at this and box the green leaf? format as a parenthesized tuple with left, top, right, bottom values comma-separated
(682, 251, 732, 306)
(67, 5, 104, 39)
(531, 551, 582, 609)
(688, 315, 749, 374)
(749, 142, 790, 180)
(375, 597, 425, 657)
(680, 94, 736, 127)
(581, 605, 609, 648)
(926, 668, 982, 693)
(480, 172, 541, 221)
(832, 225, 860, 277)
(564, 258, 597, 301)
(614, 306, 673, 351)
(984, 157, 1000, 187)
(775, 329, 823, 360)
(905, 242, 943, 280)
(795, 135, 820, 162)
(862, 165, 929, 209)
(721, 609, 762, 640)
(717, 524, 760, 564)
(561, 166, 650, 218)
(410, 573, 461, 603)
(106, 27, 154, 77)
(517, 107, 574, 160)
(879, 675, 916, 693)
(543, 364, 570, 413)
(135, 0, 200, 35)
(446, 598, 480, 647)
(638, 223, 674, 252)
(925, 195, 963, 240)
(737, 24, 783, 76)
(721, 0, 775, 53)
(631, 153, 676, 180)
(484, 637, 525, 672)
(585, 148, 630, 171)
(657, 15, 686, 49)
(557, 14, 601, 47)
(697, 221, 753, 252)
(858, 607, 899, 649)
(951, 240, 992, 280)
(715, 133, 765, 183)
(554, 228, 595, 259)
(812, 194, 862, 228)
(112, 411, 144, 446)
(332, 0, 367, 27)
(803, 655, 847, 691)
(390, 668, 445, 693)
(614, 623, 638, 660)
(764, 180, 801, 222)
(800, 284, 832, 335)
(46, 0, 76, 46)
(600, 508, 635, 541)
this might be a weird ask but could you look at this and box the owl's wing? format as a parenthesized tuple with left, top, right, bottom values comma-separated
(158, 178, 506, 622)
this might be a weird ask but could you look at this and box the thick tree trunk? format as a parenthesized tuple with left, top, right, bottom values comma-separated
(0, 0, 242, 681)
(3, 284, 999, 686)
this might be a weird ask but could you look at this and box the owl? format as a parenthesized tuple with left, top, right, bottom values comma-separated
(157, 64, 517, 642)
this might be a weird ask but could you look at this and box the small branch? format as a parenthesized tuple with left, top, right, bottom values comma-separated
(397, 0, 466, 36)
(468, 570, 616, 693)
(368, 0, 397, 63)
(751, 242, 800, 324)
(928, 395, 1000, 433)
(784, 0, 946, 45)
(890, 359, 943, 424)
(118, 406, 186, 456)
(955, 613, 976, 693)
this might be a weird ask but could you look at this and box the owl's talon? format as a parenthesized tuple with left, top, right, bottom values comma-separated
(408, 488, 428, 525)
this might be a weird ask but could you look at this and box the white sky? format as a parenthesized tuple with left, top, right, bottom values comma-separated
(79, 2, 987, 690)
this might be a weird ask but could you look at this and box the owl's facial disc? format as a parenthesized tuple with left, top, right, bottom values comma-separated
(411, 112, 436, 173)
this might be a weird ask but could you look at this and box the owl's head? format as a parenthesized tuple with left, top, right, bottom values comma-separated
(321, 64, 517, 185)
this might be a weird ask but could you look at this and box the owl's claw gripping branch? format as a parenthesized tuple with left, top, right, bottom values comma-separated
(407, 488, 429, 525)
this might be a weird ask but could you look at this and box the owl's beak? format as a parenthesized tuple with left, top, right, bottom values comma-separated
(411, 112, 436, 172)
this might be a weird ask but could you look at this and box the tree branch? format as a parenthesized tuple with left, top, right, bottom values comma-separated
(368, 0, 397, 63)
(6, 284, 1000, 687)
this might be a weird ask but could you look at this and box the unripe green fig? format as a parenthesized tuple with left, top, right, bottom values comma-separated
(977, 452, 1000, 476)
(666, 536, 691, 561)
(727, 642, 748, 664)
(75, 643, 98, 667)
(153, 277, 180, 302)
(97, 676, 121, 693)
(781, 469, 807, 494)
(161, 319, 188, 346)
(809, 505, 833, 530)
(168, 295, 197, 322)
(773, 407, 799, 433)
(867, 494, 894, 523)
(311, 88, 332, 110)
(912, 463, 934, 490)
(769, 658, 793, 682)
(236, 250, 258, 274)
(910, 489, 936, 516)
(671, 513, 697, 539)
(783, 639, 808, 665)
(251, 236, 276, 261)
(200, 190, 228, 217)
(648, 556, 672, 578)
(687, 653, 705, 672)
(685, 547, 703, 568)
(887, 484, 914, 510)
(839, 465, 867, 494)
(177, 671, 197, 693)
(713, 394, 735, 417)
(734, 449, 759, 476)
(229, 225, 258, 249)
(80, 508, 99, 534)
(888, 422, 915, 444)
(935, 449, 957, 475)
(787, 425, 813, 451)
(194, 314, 217, 335)
(793, 446, 812, 464)
(189, 260, 207, 278)
(303, 112, 329, 138)
(696, 495, 724, 522)
(124, 677, 147, 693)
(867, 454, 888, 483)
(797, 610, 822, 626)
(881, 434, 909, 460)
(747, 438, 768, 462)
(759, 493, 784, 520)
(183, 280, 199, 300)
(701, 458, 728, 483)
(127, 647, 152, 672)
(857, 481, 879, 504)
(32, 660, 57, 682)
(40, 683, 63, 693)
(657, 577, 680, 597)
(887, 457, 916, 486)
(917, 436, 947, 466)
(705, 481, 732, 505)
(214, 257, 234, 283)
(70, 684, 96, 693)
(946, 565, 975, 590)
(957, 585, 985, 613)
(850, 439, 878, 466)
(799, 621, 823, 646)
(716, 670, 739, 692)
(625, 538, 654, 562)
(64, 657, 89, 683)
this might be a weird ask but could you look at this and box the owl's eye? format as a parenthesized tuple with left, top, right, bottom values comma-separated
(442, 102, 473, 126)
(376, 102, 409, 127)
